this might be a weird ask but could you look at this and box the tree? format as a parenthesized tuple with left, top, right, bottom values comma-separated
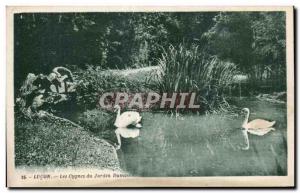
(251, 12, 286, 84)
(204, 12, 286, 90)
(203, 12, 254, 72)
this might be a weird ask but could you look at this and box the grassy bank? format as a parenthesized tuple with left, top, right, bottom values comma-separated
(15, 116, 120, 170)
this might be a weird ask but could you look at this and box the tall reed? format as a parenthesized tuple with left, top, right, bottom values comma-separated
(154, 44, 238, 112)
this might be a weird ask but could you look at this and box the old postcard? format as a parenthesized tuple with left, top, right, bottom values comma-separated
(6, 6, 294, 187)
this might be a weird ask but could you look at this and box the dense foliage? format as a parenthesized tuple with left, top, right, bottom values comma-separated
(14, 12, 286, 92)
(204, 12, 286, 90)
(75, 66, 152, 108)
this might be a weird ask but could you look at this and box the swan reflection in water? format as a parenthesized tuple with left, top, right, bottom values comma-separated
(240, 108, 276, 150)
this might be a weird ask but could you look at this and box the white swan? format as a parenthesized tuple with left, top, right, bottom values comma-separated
(114, 105, 142, 150)
(241, 108, 276, 150)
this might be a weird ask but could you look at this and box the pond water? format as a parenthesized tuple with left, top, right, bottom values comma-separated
(61, 97, 287, 177)
(116, 98, 287, 176)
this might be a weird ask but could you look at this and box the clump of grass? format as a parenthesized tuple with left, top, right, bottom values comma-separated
(152, 44, 238, 112)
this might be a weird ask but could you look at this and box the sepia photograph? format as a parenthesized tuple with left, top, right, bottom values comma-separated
(6, 6, 294, 187)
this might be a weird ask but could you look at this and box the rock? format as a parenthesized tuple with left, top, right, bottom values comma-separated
(256, 92, 286, 104)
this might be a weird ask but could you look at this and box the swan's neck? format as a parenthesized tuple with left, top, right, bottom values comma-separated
(116, 108, 121, 119)
(242, 111, 249, 127)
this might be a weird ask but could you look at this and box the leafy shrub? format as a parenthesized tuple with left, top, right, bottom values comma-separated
(153, 44, 238, 112)
(75, 66, 151, 109)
